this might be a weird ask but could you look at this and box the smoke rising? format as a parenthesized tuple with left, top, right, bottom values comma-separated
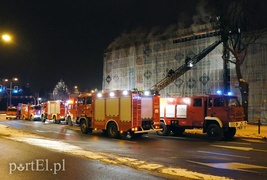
(107, 0, 212, 50)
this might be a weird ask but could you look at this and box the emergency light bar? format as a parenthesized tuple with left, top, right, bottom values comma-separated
(216, 90, 233, 96)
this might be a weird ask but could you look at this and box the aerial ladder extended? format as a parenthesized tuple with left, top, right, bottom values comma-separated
(150, 39, 222, 92)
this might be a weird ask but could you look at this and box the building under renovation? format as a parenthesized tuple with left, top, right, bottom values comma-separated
(103, 24, 267, 124)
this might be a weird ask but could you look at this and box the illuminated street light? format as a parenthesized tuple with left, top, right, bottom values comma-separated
(4, 78, 18, 106)
(1, 34, 12, 42)
(74, 85, 79, 95)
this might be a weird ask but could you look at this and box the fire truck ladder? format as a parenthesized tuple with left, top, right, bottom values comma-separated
(132, 96, 142, 128)
(150, 39, 222, 92)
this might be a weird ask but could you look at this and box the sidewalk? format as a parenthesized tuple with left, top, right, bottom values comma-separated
(234, 123, 267, 139)
(186, 123, 267, 140)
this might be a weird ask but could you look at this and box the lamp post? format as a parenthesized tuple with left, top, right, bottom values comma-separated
(4, 78, 18, 106)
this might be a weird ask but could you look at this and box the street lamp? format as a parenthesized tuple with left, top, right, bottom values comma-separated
(74, 85, 79, 95)
(38, 98, 42, 104)
(4, 78, 18, 106)
(1, 34, 12, 43)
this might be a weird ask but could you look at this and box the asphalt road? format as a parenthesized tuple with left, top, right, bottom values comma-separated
(1, 117, 267, 180)
(0, 135, 167, 180)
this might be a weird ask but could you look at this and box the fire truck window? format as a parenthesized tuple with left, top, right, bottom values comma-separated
(85, 97, 92, 104)
(7, 109, 17, 112)
(227, 98, 241, 107)
(193, 98, 202, 107)
(77, 98, 84, 104)
(214, 98, 224, 107)
(35, 106, 41, 110)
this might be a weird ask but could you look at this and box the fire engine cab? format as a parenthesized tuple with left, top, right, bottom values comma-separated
(158, 94, 247, 140)
(65, 99, 77, 126)
(20, 104, 41, 120)
(6, 106, 19, 120)
(41, 100, 66, 124)
(76, 89, 161, 138)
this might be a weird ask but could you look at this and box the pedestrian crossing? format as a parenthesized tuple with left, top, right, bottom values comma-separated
(188, 141, 267, 175)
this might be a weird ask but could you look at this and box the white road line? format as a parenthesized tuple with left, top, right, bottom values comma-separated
(36, 129, 70, 135)
(211, 145, 267, 152)
(198, 150, 250, 159)
(188, 160, 267, 173)
(227, 141, 251, 145)
(242, 139, 267, 143)
(211, 145, 253, 151)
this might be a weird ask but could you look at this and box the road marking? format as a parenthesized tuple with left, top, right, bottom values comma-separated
(211, 145, 253, 151)
(36, 129, 70, 136)
(188, 160, 267, 173)
(227, 141, 251, 145)
(253, 148, 267, 153)
(198, 150, 250, 159)
(211, 145, 267, 153)
(36, 130, 45, 132)
(242, 139, 267, 143)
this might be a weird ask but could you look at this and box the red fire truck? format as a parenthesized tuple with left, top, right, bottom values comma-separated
(20, 104, 42, 120)
(6, 106, 19, 120)
(41, 100, 66, 124)
(65, 99, 77, 126)
(149, 39, 246, 140)
(75, 89, 161, 138)
(158, 94, 247, 140)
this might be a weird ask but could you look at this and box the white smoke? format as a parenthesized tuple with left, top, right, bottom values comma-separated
(192, 0, 212, 26)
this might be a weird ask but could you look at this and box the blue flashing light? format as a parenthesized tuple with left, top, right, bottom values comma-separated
(216, 90, 222, 95)
(13, 86, 18, 93)
(227, 92, 233, 95)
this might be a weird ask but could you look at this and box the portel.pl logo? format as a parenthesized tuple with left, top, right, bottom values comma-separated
(9, 159, 65, 174)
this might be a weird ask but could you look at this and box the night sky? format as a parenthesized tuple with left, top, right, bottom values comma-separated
(0, 0, 200, 94)
(1, 0, 265, 95)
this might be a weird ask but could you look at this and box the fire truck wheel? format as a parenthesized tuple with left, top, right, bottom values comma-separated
(207, 124, 223, 140)
(67, 117, 73, 126)
(53, 116, 60, 124)
(80, 120, 89, 134)
(53, 116, 56, 123)
(22, 115, 25, 120)
(224, 127, 236, 139)
(41, 116, 46, 123)
(156, 122, 170, 136)
(29, 115, 33, 121)
(107, 122, 119, 138)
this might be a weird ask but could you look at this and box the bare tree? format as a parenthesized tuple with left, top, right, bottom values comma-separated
(210, 0, 267, 120)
